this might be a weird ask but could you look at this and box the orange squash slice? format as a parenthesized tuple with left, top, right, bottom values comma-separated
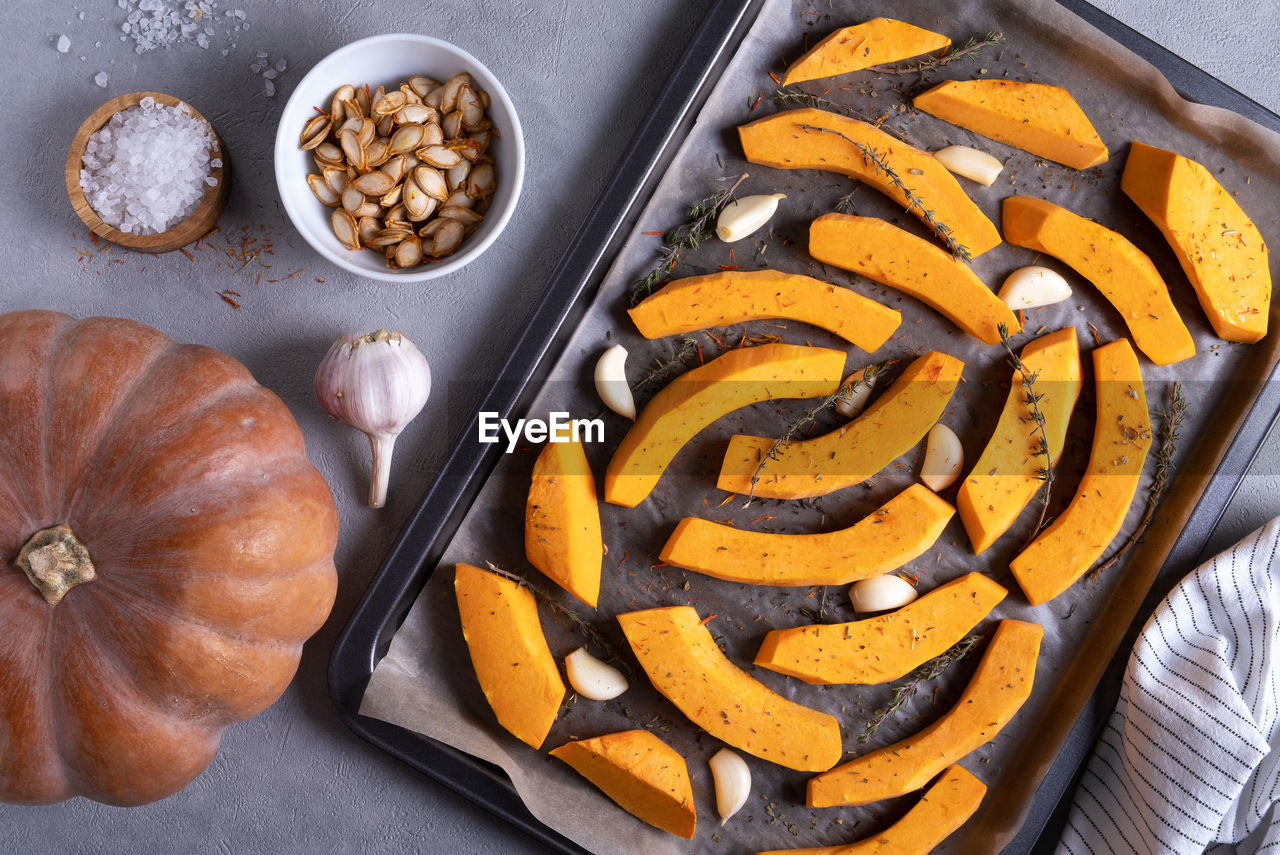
(913, 79, 1109, 169)
(1122, 140, 1272, 343)
(761, 765, 986, 854)
(738, 108, 1002, 257)
(807, 619, 1042, 807)
(454, 563, 565, 749)
(809, 214, 1020, 344)
(755, 573, 1007, 684)
(1003, 195, 1194, 365)
(781, 18, 950, 85)
(525, 438, 603, 608)
(717, 351, 963, 499)
(550, 730, 696, 839)
(604, 343, 845, 508)
(618, 606, 843, 772)
(628, 269, 901, 352)
(659, 483, 953, 587)
(1010, 339, 1151, 606)
(957, 328, 1083, 555)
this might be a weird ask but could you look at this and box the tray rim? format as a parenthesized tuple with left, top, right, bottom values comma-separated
(328, 2, 1280, 852)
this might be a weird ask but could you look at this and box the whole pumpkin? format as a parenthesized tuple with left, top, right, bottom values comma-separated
(0, 310, 338, 806)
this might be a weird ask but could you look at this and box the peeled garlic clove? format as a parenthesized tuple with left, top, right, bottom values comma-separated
(594, 344, 636, 420)
(849, 575, 918, 613)
(999, 266, 1073, 310)
(932, 145, 1004, 186)
(564, 647, 628, 700)
(920, 423, 963, 493)
(715, 193, 785, 242)
(834, 367, 877, 418)
(709, 748, 750, 825)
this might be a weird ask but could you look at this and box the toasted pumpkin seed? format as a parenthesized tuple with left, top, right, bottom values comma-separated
(441, 110, 463, 140)
(373, 90, 407, 116)
(331, 209, 360, 250)
(341, 184, 365, 213)
(430, 219, 465, 257)
(394, 236, 424, 268)
(440, 72, 471, 114)
(408, 76, 438, 98)
(300, 115, 331, 149)
(446, 159, 472, 192)
(439, 205, 483, 225)
(351, 171, 395, 196)
(331, 84, 355, 123)
(416, 144, 462, 169)
(357, 216, 381, 246)
(413, 165, 449, 200)
(308, 174, 341, 206)
(389, 123, 426, 154)
(466, 163, 495, 198)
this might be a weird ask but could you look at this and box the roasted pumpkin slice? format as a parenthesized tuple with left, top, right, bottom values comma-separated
(618, 606, 843, 772)
(807, 619, 1042, 807)
(604, 343, 845, 507)
(913, 79, 1109, 170)
(660, 483, 953, 587)
(761, 765, 986, 854)
(628, 269, 901, 352)
(525, 438, 602, 608)
(1122, 140, 1272, 343)
(755, 573, 1007, 684)
(1003, 195, 1194, 365)
(810, 214, 1020, 344)
(739, 108, 1002, 257)
(717, 351, 963, 499)
(1010, 339, 1151, 605)
(781, 17, 950, 85)
(957, 328, 1082, 555)
(454, 563, 565, 749)
(550, 730, 696, 839)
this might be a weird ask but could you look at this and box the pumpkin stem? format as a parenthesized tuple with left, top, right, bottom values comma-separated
(17, 525, 96, 606)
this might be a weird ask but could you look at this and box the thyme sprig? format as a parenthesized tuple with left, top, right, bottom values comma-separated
(773, 87, 912, 144)
(872, 32, 1005, 76)
(858, 632, 983, 745)
(633, 337, 699, 393)
(627, 173, 749, 306)
(483, 562, 635, 682)
(998, 323, 1055, 546)
(1091, 381, 1188, 576)
(796, 123, 972, 261)
(744, 361, 894, 505)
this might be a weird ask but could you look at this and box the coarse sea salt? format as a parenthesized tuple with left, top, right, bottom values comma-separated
(79, 97, 217, 235)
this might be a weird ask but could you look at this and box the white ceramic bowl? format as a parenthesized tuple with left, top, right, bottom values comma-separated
(274, 33, 524, 282)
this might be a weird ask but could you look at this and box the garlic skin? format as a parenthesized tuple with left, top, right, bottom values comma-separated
(932, 145, 1004, 186)
(849, 575, 919, 613)
(564, 647, 628, 700)
(716, 193, 785, 242)
(920, 423, 964, 492)
(834, 367, 877, 418)
(999, 266, 1073, 310)
(709, 748, 751, 825)
(315, 329, 431, 509)
(594, 344, 636, 420)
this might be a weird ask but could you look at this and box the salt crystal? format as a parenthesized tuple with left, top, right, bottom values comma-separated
(56, 34, 71, 53)
(94, 72, 109, 87)
(262, 68, 276, 80)
(78, 11, 85, 19)
(263, 79, 274, 96)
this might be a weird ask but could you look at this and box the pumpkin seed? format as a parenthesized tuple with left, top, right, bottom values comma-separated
(379, 183, 404, 207)
(429, 219, 465, 257)
(354, 199, 383, 219)
(446, 159, 472, 192)
(357, 216, 381, 246)
(331, 84, 355, 123)
(389, 123, 426, 154)
(331, 209, 360, 250)
(440, 72, 471, 114)
(423, 86, 443, 109)
(399, 83, 423, 105)
(351, 171, 396, 196)
(443, 189, 474, 209)
(376, 114, 395, 138)
(339, 129, 365, 170)
(372, 227, 411, 248)
(358, 118, 376, 148)
(458, 85, 484, 131)
(441, 110, 463, 140)
(421, 124, 445, 147)
(314, 142, 344, 167)
(355, 84, 371, 117)
(408, 76, 438, 98)
(323, 166, 349, 195)
(466, 163, 495, 198)
(381, 155, 407, 184)
(308, 174, 341, 206)
(365, 138, 391, 169)
(300, 114, 332, 149)
(373, 90, 407, 116)
(341, 185, 365, 213)
(417, 145, 462, 169)
(384, 203, 408, 224)
(418, 218, 448, 239)
(413, 165, 449, 201)
(342, 97, 363, 122)
(394, 236, 424, 268)
(439, 205, 483, 226)
(396, 103, 435, 125)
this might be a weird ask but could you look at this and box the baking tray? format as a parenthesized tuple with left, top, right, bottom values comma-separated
(329, 1, 1280, 852)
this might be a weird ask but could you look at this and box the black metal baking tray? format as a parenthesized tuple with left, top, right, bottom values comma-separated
(329, 1, 1280, 852)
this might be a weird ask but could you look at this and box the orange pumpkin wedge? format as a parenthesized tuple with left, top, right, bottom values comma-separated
(618, 606, 843, 772)
(660, 483, 954, 587)
(454, 563, 565, 749)
(739, 108, 1002, 257)
(1122, 140, 1272, 343)
(628, 269, 901, 352)
(781, 18, 950, 85)
(957, 328, 1082, 555)
(717, 351, 963, 499)
(525, 438, 602, 608)
(807, 619, 1042, 807)
(755, 573, 1007, 685)
(550, 730, 696, 839)
(1003, 195, 1194, 365)
(761, 765, 986, 854)
(810, 214, 1020, 344)
(913, 79, 1109, 170)
(1010, 339, 1151, 606)
(604, 343, 845, 507)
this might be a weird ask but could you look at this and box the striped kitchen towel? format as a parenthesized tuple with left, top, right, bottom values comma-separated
(1059, 516, 1280, 854)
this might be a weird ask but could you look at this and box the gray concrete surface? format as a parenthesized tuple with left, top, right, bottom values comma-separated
(0, 1, 1275, 853)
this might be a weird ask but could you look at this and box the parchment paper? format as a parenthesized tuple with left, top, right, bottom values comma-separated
(359, 0, 1280, 851)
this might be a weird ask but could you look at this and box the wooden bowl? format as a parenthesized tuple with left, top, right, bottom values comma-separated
(65, 91, 231, 253)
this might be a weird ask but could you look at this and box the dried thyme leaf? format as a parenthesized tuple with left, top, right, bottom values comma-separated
(871, 32, 1005, 76)
(998, 323, 1056, 547)
(857, 632, 983, 745)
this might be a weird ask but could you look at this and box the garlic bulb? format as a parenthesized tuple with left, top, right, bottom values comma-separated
(594, 344, 636, 419)
(709, 748, 751, 825)
(999, 266, 1073, 310)
(564, 647, 629, 700)
(314, 329, 431, 509)
(849, 575, 918, 613)
(716, 193, 785, 242)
